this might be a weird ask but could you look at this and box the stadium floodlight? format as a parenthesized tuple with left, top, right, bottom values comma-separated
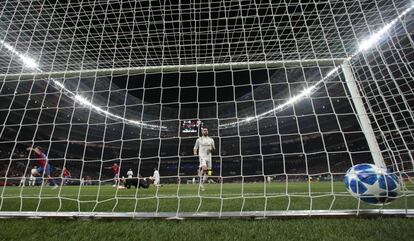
(220, 2, 414, 130)
(220, 65, 342, 129)
(52, 79, 166, 130)
(358, 4, 414, 52)
(0, 40, 165, 130)
(74, 95, 91, 107)
(0, 40, 40, 70)
(358, 26, 393, 52)
(20, 56, 39, 70)
(52, 79, 65, 89)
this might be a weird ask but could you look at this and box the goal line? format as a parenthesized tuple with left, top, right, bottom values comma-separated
(0, 209, 412, 219)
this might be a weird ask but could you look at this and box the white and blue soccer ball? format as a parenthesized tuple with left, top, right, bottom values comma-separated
(344, 163, 401, 205)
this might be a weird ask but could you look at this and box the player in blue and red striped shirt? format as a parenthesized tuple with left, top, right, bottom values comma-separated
(27, 146, 58, 189)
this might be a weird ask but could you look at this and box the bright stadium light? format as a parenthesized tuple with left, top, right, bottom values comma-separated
(219, 3, 414, 130)
(52, 79, 166, 130)
(245, 117, 254, 122)
(219, 65, 341, 128)
(0, 40, 40, 70)
(1, 40, 165, 130)
(358, 4, 414, 52)
(21, 56, 39, 69)
(74, 95, 92, 107)
(53, 80, 65, 89)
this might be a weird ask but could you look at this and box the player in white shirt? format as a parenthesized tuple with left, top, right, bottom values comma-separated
(29, 166, 37, 186)
(267, 176, 272, 184)
(152, 168, 160, 187)
(126, 168, 133, 179)
(193, 127, 215, 191)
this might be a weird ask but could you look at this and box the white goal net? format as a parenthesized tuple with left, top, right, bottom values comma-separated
(0, 0, 413, 218)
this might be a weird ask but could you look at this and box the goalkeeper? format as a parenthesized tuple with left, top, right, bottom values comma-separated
(122, 175, 150, 189)
(193, 127, 215, 191)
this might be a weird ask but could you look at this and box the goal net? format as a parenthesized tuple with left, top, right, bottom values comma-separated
(0, 0, 413, 218)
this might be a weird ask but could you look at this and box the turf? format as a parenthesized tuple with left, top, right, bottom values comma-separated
(0, 218, 414, 241)
(1, 182, 413, 241)
(0, 182, 412, 213)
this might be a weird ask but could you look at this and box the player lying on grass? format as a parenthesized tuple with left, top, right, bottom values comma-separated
(120, 175, 150, 189)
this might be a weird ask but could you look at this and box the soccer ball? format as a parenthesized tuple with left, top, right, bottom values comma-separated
(344, 163, 401, 205)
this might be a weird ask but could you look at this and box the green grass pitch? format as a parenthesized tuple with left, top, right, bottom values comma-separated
(0, 181, 412, 213)
(0, 182, 413, 241)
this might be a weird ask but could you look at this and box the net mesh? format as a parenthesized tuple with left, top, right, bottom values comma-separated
(0, 0, 413, 217)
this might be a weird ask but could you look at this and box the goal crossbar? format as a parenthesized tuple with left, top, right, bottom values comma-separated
(0, 58, 346, 81)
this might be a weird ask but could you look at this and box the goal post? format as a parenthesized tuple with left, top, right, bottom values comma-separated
(341, 61, 386, 169)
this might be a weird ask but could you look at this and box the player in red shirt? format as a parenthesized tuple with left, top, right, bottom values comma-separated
(27, 146, 58, 189)
(105, 162, 120, 187)
(62, 167, 71, 185)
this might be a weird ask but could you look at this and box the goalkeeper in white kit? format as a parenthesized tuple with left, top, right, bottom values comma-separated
(193, 127, 215, 191)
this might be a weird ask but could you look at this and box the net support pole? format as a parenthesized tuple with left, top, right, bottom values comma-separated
(341, 61, 386, 168)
